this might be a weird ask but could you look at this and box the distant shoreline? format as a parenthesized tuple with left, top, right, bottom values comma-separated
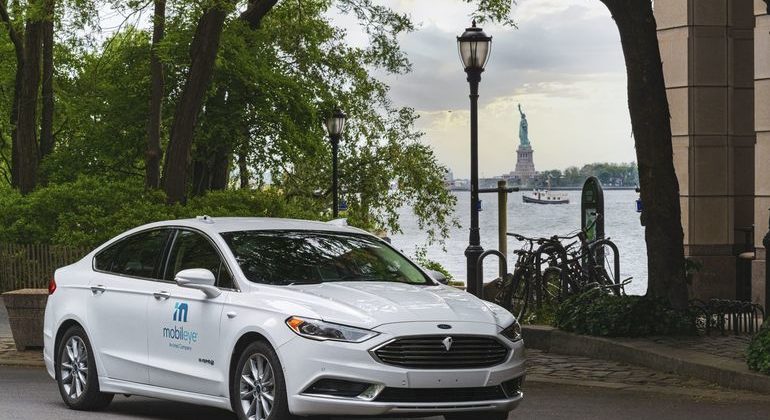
(447, 186, 639, 192)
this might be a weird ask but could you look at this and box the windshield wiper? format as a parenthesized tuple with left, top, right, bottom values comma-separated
(286, 280, 324, 286)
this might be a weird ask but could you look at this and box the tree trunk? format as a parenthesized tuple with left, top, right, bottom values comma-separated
(146, 0, 165, 189)
(1, 0, 24, 188)
(161, 3, 230, 203)
(39, 0, 54, 160)
(16, 2, 43, 194)
(210, 147, 230, 190)
(238, 141, 249, 189)
(161, 0, 277, 203)
(600, 0, 688, 308)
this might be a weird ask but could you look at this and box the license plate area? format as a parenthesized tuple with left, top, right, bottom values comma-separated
(407, 370, 488, 388)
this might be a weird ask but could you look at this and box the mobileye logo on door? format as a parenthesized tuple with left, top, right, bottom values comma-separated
(173, 302, 189, 322)
(162, 301, 198, 350)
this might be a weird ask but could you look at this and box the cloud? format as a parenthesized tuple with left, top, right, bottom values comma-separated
(332, 0, 633, 177)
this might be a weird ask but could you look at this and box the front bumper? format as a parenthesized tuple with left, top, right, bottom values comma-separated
(278, 321, 526, 416)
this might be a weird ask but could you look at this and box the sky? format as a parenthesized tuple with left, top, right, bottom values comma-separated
(333, 0, 635, 179)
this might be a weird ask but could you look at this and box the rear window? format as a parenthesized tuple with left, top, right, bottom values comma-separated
(94, 229, 170, 279)
(220, 230, 429, 286)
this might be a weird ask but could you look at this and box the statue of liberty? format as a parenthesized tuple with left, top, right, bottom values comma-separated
(518, 104, 530, 147)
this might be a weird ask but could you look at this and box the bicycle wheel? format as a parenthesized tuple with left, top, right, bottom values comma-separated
(591, 239, 623, 296)
(497, 268, 532, 321)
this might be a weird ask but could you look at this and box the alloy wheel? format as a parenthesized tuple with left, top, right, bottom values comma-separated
(239, 353, 275, 420)
(60, 336, 89, 399)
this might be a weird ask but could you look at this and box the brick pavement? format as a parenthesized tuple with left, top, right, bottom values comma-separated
(526, 349, 717, 389)
(649, 335, 751, 363)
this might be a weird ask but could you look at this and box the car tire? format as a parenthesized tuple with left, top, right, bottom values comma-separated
(231, 340, 296, 420)
(445, 411, 509, 420)
(55, 325, 114, 410)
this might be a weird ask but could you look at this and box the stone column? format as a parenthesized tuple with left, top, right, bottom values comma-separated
(754, 0, 770, 308)
(656, 0, 755, 300)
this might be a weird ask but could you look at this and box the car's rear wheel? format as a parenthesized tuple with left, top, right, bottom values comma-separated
(445, 411, 509, 420)
(55, 325, 114, 410)
(231, 340, 295, 420)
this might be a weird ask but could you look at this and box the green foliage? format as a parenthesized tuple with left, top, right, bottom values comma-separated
(0, 176, 324, 248)
(413, 246, 453, 281)
(534, 162, 639, 188)
(554, 288, 696, 337)
(747, 322, 770, 375)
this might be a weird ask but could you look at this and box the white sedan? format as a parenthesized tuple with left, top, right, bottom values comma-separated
(43, 217, 525, 420)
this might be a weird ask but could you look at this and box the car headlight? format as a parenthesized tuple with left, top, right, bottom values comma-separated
(286, 316, 379, 343)
(500, 321, 522, 342)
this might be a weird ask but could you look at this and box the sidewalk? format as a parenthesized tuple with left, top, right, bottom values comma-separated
(523, 325, 770, 394)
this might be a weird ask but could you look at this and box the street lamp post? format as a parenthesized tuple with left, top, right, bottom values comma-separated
(458, 20, 492, 298)
(325, 109, 347, 218)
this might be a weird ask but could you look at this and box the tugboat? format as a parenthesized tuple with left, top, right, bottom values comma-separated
(522, 179, 570, 204)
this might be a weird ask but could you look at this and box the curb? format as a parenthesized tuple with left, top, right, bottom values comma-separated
(525, 375, 770, 402)
(523, 325, 770, 394)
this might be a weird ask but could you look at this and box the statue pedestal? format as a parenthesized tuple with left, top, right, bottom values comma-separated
(514, 145, 536, 185)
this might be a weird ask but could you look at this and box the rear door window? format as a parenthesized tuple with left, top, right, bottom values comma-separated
(96, 229, 171, 280)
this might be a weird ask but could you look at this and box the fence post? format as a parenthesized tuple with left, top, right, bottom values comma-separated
(497, 180, 508, 277)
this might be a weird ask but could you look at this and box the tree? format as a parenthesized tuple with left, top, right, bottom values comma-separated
(0, 0, 24, 188)
(16, 0, 44, 194)
(145, 0, 165, 189)
(599, 0, 688, 308)
(39, 0, 54, 160)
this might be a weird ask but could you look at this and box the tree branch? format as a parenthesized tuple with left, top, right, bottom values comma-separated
(0, 0, 24, 62)
(240, 0, 279, 28)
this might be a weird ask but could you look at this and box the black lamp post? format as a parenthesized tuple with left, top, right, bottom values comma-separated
(325, 108, 347, 218)
(458, 20, 492, 298)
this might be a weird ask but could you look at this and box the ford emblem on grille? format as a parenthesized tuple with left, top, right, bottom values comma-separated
(442, 337, 453, 351)
(437, 324, 452, 330)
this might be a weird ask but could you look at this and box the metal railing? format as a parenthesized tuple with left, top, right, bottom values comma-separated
(0, 243, 89, 292)
(690, 299, 765, 335)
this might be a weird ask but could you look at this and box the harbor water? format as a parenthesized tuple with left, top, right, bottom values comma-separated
(390, 190, 648, 296)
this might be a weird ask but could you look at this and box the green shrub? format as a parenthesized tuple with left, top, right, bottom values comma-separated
(747, 322, 770, 375)
(0, 176, 325, 248)
(554, 288, 695, 337)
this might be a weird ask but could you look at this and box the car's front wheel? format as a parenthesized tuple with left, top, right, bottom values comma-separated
(55, 325, 114, 410)
(445, 411, 509, 420)
(231, 340, 295, 420)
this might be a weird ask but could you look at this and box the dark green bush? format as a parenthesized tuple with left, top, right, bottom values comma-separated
(0, 176, 324, 248)
(554, 288, 695, 337)
(747, 322, 770, 375)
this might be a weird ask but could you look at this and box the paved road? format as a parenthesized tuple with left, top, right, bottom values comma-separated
(1, 366, 769, 420)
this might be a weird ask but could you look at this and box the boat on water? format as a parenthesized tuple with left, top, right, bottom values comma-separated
(523, 189, 570, 204)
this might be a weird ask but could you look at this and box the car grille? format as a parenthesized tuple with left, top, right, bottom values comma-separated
(375, 385, 506, 403)
(373, 335, 509, 369)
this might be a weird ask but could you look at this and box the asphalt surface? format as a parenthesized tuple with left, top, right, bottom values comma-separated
(1, 366, 769, 420)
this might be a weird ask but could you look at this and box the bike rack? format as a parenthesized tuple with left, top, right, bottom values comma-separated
(475, 250, 508, 300)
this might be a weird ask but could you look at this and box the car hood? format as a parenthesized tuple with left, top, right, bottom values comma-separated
(253, 281, 514, 329)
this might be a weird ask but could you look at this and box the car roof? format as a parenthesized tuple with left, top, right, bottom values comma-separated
(140, 217, 370, 236)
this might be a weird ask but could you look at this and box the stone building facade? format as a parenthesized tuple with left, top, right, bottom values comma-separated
(655, 0, 767, 307)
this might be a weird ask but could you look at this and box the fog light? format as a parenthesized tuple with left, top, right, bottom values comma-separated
(304, 379, 372, 398)
(357, 384, 386, 401)
(501, 376, 524, 397)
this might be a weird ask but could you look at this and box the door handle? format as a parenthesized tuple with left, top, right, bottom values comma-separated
(90, 285, 105, 295)
(153, 291, 170, 301)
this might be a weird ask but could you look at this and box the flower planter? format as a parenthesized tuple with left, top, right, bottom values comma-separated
(2, 289, 47, 351)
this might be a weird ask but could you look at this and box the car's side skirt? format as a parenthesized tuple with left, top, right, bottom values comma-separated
(99, 376, 232, 411)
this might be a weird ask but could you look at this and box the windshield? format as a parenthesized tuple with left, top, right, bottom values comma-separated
(220, 230, 431, 286)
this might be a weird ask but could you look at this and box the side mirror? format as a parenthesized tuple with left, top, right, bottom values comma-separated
(426, 269, 448, 285)
(175, 268, 221, 299)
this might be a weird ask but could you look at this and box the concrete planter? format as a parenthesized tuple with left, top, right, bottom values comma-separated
(2, 289, 47, 351)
